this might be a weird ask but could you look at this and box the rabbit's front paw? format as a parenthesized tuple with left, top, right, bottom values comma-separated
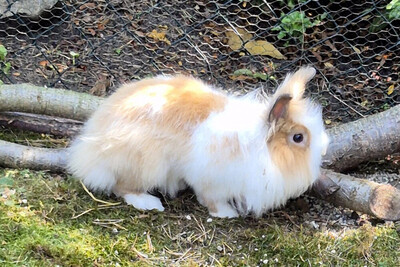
(209, 202, 238, 218)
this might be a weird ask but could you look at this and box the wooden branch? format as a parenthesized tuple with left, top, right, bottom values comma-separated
(0, 84, 103, 121)
(0, 140, 67, 172)
(312, 170, 400, 221)
(324, 105, 400, 172)
(0, 112, 82, 137)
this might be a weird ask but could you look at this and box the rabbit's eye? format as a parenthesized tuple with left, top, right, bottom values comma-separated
(293, 133, 303, 143)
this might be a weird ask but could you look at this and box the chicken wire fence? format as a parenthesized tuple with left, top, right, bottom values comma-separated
(0, 0, 399, 125)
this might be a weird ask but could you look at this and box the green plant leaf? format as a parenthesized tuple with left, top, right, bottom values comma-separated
(114, 48, 122, 55)
(0, 177, 14, 187)
(233, 69, 253, 76)
(3, 62, 11, 74)
(0, 45, 7, 61)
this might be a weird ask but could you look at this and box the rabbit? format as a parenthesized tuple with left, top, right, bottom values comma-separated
(67, 66, 329, 218)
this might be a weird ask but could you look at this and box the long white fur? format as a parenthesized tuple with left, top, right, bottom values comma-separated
(68, 67, 329, 217)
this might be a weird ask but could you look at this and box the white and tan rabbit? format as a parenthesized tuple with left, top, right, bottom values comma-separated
(67, 66, 329, 218)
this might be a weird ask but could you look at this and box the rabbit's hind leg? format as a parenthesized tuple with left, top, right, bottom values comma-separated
(198, 195, 238, 218)
(113, 183, 165, 211)
(123, 193, 164, 211)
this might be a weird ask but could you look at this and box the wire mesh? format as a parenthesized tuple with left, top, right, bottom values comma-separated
(0, 0, 399, 124)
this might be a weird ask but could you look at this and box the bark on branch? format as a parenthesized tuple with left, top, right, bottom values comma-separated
(324, 105, 400, 172)
(0, 140, 67, 172)
(0, 112, 82, 137)
(0, 84, 102, 121)
(312, 170, 400, 221)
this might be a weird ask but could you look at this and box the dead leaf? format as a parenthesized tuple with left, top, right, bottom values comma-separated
(244, 40, 286, 59)
(387, 84, 395, 95)
(12, 72, 20, 76)
(79, 3, 96, 10)
(351, 45, 361, 54)
(325, 119, 332, 125)
(87, 28, 96, 36)
(225, 27, 253, 50)
(54, 63, 68, 73)
(133, 30, 145, 37)
(89, 76, 110, 97)
(311, 48, 322, 62)
(146, 29, 171, 45)
(324, 62, 334, 69)
(97, 23, 105, 31)
(39, 60, 49, 67)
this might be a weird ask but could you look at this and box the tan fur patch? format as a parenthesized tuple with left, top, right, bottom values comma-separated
(112, 179, 141, 197)
(115, 76, 227, 133)
(268, 120, 311, 181)
(162, 77, 227, 129)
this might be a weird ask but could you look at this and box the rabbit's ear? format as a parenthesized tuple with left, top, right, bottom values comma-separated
(276, 66, 316, 99)
(268, 94, 292, 123)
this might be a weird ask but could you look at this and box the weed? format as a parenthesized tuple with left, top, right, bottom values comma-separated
(69, 51, 80, 65)
(272, 11, 326, 43)
(0, 44, 11, 75)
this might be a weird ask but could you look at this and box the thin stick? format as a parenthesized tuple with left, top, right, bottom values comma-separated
(79, 180, 121, 206)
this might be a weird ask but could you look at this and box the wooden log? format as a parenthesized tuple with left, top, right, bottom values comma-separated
(0, 83, 102, 121)
(0, 111, 82, 137)
(0, 140, 67, 172)
(324, 105, 400, 172)
(312, 170, 400, 221)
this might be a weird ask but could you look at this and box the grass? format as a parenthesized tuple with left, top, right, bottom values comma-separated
(0, 128, 399, 266)
(0, 169, 399, 266)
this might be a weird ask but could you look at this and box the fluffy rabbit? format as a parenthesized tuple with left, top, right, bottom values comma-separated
(68, 66, 329, 218)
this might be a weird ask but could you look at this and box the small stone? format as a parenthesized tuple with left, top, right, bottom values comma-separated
(261, 235, 265, 238)
(22, 199, 27, 204)
(217, 245, 223, 252)
(254, 248, 258, 251)
(263, 259, 269, 264)
(185, 215, 191, 220)
(206, 218, 213, 223)
(274, 258, 279, 262)
(237, 245, 242, 250)
(112, 228, 119, 235)
(310, 221, 319, 229)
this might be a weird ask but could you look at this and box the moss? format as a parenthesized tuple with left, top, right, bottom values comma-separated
(0, 168, 399, 266)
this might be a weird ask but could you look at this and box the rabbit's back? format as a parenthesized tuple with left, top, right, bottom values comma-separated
(68, 76, 228, 195)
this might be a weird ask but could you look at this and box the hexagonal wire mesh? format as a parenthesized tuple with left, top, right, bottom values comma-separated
(0, 0, 399, 125)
